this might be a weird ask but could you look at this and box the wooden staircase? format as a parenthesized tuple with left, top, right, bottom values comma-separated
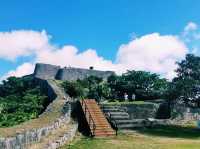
(81, 99, 115, 137)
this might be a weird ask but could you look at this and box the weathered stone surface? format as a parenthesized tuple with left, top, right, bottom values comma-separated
(34, 63, 114, 81)
(171, 103, 200, 122)
(34, 63, 60, 80)
(56, 67, 114, 81)
(102, 103, 160, 119)
(46, 123, 78, 149)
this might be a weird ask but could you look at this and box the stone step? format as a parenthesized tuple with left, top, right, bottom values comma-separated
(101, 105, 122, 108)
(102, 109, 124, 112)
(115, 119, 144, 125)
(101, 107, 122, 110)
(109, 115, 130, 120)
(108, 112, 129, 117)
(117, 123, 143, 129)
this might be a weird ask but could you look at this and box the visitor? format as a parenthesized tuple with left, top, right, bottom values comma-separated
(132, 93, 136, 101)
(124, 93, 128, 102)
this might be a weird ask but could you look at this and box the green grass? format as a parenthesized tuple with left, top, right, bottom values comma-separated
(136, 125, 200, 139)
(61, 125, 200, 149)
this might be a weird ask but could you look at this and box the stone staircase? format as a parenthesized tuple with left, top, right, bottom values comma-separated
(101, 105, 147, 129)
(81, 99, 115, 137)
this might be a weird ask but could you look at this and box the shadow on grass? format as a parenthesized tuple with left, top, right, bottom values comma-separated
(135, 125, 200, 139)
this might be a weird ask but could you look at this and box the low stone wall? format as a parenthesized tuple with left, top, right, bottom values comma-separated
(0, 111, 71, 149)
(118, 103, 160, 119)
(0, 79, 77, 149)
(46, 123, 78, 149)
(171, 104, 200, 121)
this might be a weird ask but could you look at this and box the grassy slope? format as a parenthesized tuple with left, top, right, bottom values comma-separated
(61, 125, 200, 149)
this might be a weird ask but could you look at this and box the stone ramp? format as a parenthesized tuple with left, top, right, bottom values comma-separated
(29, 122, 77, 149)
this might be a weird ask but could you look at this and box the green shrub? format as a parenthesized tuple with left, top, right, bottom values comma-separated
(0, 76, 48, 127)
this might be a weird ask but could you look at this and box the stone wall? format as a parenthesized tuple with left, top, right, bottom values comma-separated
(102, 101, 171, 120)
(33, 63, 114, 81)
(124, 103, 160, 119)
(0, 110, 71, 149)
(34, 78, 57, 103)
(55, 67, 114, 81)
(34, 63, 60, 80)
(0, 79, 77, 149)
(171, 104, 200, 121)
(46, 123, 78, 149)
(102, 103, 161, 119)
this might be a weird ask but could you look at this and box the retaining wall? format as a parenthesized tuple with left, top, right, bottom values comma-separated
(124, 103, 160, 119)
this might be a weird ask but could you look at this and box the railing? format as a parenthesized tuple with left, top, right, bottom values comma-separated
(81, 100, 96, 137)
(101, 105, 118, 136)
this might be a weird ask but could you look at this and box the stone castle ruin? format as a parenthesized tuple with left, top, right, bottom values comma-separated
(1, 63, 199, 149)
(34, 63, 115, 81)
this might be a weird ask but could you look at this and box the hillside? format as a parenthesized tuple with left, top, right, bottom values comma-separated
(0, 76, 48, 127)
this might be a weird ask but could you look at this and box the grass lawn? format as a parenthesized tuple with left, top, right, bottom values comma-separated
(60, 125, 200, 149)
(104, 101, 151, 105)
(103, 99, 165, 105)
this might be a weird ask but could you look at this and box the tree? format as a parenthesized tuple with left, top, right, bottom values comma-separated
(62, 81, 85, 98)
(63, 76, 112, 101)
(171, 54, 200, 107)
(107, 70, 169, 100)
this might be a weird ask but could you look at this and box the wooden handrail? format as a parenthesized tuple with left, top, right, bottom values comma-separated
(81, 99, 96, 136)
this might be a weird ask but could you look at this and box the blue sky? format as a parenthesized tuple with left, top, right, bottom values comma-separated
(0, 0, 200, 80)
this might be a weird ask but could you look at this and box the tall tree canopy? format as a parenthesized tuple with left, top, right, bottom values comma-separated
(171, 54, 200, 106)
(108, 71, 169, 100)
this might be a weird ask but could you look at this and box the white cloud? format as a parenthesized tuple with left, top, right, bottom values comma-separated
(0, 29, 189, 80)
(184, 22, 198, 33)
(0, 30, 50, 60)
(36, 45, 118, 71)
(0, 63, 35, 81)
(117, 33, 188, 79)
(182, 22, 200, 42)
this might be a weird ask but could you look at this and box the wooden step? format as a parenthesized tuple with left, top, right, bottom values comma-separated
(81, 99, 115, 137)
